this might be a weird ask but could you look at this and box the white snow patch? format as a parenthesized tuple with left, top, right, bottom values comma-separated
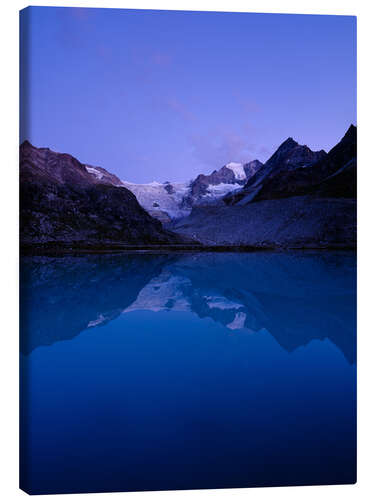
(204, 182, 243, 198)
(87, 314, 106, 328)
(86, 166, 104, 180)
(225, 162, 246, 180)
(123, 272, 191, 313)
(227, 312, 247, 330)
(204, 295, 243, 310)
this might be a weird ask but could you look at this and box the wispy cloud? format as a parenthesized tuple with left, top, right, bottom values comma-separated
(189, 128, 256, 167)
(165, 97, 196, 122)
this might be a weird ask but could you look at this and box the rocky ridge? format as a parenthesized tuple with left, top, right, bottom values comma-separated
(170, 126, 357, 249)
(20, 141, 185, 248)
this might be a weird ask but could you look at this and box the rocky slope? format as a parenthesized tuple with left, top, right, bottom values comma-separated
(225, 138, 326, 205)
(20, 141, 184, 247)
(170, 126, 357, 248)
(226, 125, 356, 205)
(188, 160, 263, 200)
(171, 197, 356, 248)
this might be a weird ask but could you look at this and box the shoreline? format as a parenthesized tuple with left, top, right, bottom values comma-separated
(20, 242, 356, 256)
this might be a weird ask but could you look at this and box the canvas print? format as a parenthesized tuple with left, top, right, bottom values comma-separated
(19, 7, 357, 495)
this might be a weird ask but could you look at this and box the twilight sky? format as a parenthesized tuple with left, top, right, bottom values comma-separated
(20, 7, 356, 183)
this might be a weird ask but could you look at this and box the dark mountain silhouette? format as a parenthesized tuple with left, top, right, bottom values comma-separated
(20, 253, 175, 353)
(20, 141, 184, 248)
(171, 126, 356, 248)
(226, 125, 356, 205)
(247, 136, 326, 183)
(306, 125, 357, 198)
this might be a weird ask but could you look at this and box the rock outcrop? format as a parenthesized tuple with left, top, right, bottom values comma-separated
(20, 141, 184, 247)
(170, 126, 357, 249)
(189, 160, 263, 199)
(171, 196, 356, 248)
(226, 125, 356, 205)
(179, 160, 263, 211)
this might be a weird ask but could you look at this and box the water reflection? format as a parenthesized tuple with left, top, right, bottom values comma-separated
(20, 251, 356, 494)
(21, 252, 356, 363)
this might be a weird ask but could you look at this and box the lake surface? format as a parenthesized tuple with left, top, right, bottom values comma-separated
(20, 251, 356, 494)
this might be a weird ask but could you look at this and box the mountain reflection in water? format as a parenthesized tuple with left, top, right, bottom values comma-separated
(20, 251, 356, 494)
(21, 251, 356, 363)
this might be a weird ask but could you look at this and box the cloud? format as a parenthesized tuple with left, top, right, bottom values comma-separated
(165, 97, 196, 122)
(189, 129, 256, 167)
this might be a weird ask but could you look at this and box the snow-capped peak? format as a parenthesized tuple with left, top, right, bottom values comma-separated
(225, 162, 246, 180)
(120, 180, 191, 220)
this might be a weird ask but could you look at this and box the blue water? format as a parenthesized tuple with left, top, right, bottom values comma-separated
(20, 252, 356, 494)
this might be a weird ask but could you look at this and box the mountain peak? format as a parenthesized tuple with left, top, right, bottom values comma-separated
(20, 140, 34, 150)
(278, 137, 299, 151)
(343, 124, 357, 142)
(224, 162, 247, 180)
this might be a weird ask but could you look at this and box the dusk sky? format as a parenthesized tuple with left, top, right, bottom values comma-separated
(20, 7, 356, 183)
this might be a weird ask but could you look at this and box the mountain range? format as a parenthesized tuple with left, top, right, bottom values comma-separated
(225, 124, 356, 205)
(122, 159, 263, 223)
(171, 125, 357, 248)
(20, 124, 356, 250)
(20, 141, 184, 247)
